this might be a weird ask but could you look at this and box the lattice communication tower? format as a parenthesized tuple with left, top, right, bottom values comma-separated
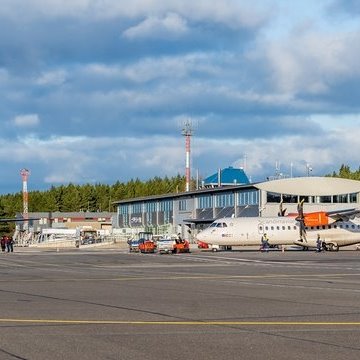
(20, 168, 30, 220)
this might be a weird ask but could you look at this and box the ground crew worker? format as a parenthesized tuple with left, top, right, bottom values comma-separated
(176, 233, 182, 244)
(261, 233, 269, 252)
(316, 234, 322, 252)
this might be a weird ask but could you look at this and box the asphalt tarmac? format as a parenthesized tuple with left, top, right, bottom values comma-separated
(0, 246, 360, 360)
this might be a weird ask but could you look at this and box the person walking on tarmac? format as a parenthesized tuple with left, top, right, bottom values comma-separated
(1, 236, 6, 252)
(5, 236, 13, 253)
(316, 234, 322, 253)
(261, 233, 270, 252)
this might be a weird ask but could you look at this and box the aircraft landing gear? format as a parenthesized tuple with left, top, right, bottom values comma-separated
(327, 243, 339, 251)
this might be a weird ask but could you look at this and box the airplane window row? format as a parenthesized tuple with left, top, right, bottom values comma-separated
(305, 224, 360, 230)
(259, 223, 360, 232)
(260, 225, 297, 231)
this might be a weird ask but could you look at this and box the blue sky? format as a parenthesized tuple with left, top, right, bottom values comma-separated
(1, 0, 360, 194)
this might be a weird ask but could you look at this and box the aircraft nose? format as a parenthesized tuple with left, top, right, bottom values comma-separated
(196, 229, 207, 242)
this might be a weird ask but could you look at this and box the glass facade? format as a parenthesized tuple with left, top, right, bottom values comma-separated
(145, 202, 157, 212)
(198, 195, 213, 209)
(131, 203, 142, 213)
(179, 200, 187, 211)
(119, 204, 129, 215)
(215, 193, 234, 207)
(238, 190, 259, 205)
(350, 193, 358, 203)
(119, 204, 129, 227)
(267, 192, 358, 204)
(159, 200, 172, 212)
(159, 200, 173, 224)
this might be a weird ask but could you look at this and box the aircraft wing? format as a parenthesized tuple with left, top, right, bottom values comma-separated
(326, 208, 360, 222)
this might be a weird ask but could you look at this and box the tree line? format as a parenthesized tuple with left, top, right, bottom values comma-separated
(327, 164, 360, 180)
(0, 175, 186, 234)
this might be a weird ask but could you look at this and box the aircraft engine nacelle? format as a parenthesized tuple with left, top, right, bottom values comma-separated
(303, 212, 329, 227)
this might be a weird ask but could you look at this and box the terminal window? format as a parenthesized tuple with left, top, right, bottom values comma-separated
(179, 200, 187, 211)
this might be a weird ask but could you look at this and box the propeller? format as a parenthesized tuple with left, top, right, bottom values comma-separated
(278, 200, 287, 217)
(295, 199, 307, 242)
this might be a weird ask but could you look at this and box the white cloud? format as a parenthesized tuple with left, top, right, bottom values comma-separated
(1, 0, 360, 194)
(83, 64, 122, 78)
(36, 70, 67, 86)
(0, 0, 269, 30)
(0, 0, 89, 19)
(1, 120, 360, 191)
(123, 12, 188, 40)
(0, 134, 185, 185)
(262, 29, 360, 95)
(13, 114, 40, 127)
(310, 114, 360, 130)
(123, 53, 218, 82)
(194, 123, 360, 181)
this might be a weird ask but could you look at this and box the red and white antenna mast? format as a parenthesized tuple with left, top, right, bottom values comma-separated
(182, 119, 193, 192)
(20, 168, 30, 222)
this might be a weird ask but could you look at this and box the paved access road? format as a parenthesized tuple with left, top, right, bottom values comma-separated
(0, 247, 360, 360)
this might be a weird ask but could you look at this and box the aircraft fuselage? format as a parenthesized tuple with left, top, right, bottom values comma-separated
(196, 216, 360, 249)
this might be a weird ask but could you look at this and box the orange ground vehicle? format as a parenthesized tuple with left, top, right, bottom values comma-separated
(138, 232, 156, 253)
(173, 239, 190, 253)
(157, 238, 190, 254)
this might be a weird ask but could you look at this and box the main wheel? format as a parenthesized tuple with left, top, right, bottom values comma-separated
(328, 243, 339, 252)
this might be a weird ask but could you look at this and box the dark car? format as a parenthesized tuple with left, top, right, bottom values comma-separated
(128, 239, 140, 252)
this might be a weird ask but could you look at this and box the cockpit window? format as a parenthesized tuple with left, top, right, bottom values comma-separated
(210, 222, 228, 228)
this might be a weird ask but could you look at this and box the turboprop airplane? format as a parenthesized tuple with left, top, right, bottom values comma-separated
(195, 201, 360, 251)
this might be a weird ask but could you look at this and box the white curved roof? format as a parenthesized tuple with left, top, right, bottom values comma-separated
(255, 177, 360, 196)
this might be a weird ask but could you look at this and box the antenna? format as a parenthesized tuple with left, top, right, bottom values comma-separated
(182, 119, 193, 192)
(306, 163, 312, 177)
(275, 161, 281, 177)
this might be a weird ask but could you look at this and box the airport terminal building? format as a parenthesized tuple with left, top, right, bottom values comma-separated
(113, 167, 360, 241)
